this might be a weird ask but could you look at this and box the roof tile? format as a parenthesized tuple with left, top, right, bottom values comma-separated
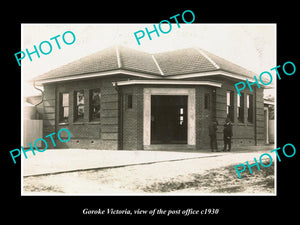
(154, 48, 217, 75)
(33, 46, 258, 82)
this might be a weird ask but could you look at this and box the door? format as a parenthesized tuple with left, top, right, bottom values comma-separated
(151, 95, 187, 144)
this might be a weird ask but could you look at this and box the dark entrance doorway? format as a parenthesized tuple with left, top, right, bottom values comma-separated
(151, 95, 187, 144)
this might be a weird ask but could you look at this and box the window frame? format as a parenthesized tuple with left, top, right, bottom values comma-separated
(59, 92, 69, 123)
(204, 93, 210, 110)
(226, 91, 234, 122)
(89, 88, 101, 122)
(125, 94, 133, 110)
(237, 93, 244, 123)
(74, 90, 85, 122)
(247, 94, 254, 123)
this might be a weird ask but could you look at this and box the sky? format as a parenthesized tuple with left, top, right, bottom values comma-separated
(21, 23, 276, 98)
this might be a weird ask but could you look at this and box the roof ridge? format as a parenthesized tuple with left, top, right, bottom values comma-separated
(115, 45, 122, 68)
(195, 48, 220, 69)
(151, 54, 164, 75)
(198, 47, 259, 75)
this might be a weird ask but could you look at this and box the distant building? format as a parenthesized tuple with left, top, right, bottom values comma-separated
(23, 96, 43, 148)
(31, 46, 268, 150)
(264, 98, 275, 144)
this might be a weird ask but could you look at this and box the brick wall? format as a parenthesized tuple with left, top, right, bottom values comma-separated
(255, 87, 265, 145)
(214, 78, 264, 148)
(42, 76, 128, 150)
(195, 85, 212, 149)
(188, 76, 265, 149)
(41, 75, 266, 150)
(121, 85, 143, 150)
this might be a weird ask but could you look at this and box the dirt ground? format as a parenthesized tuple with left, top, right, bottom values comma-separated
(23, 156, 275, 195)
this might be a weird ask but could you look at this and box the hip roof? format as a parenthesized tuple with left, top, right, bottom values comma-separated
(33, 45, 259, 84)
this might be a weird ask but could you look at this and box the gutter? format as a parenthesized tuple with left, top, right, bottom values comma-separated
(33, 80, 44, 106)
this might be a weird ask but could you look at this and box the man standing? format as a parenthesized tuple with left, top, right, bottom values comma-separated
(209, 118, 218, 152)
(223, 118, 233, 152)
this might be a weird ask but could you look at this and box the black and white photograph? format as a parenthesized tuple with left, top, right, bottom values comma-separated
(4, 5, 299, 221)
(20, 23, 276, 195)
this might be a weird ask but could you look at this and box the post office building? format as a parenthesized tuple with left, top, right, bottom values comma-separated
(33, 46, 267, 150)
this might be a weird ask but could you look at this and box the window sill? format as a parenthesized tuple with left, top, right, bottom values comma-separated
(58, 122, 69, 126)
(88, 121, 101, 125)
(235, 122, 254, 126)
(73, 122, 85, 125)
(59, 121, 100, 125)
(234, 121, 254, 126)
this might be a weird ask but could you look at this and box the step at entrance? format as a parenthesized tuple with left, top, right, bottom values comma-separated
(144, 144, 195, 151)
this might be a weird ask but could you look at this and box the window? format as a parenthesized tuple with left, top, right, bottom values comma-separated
(179, 107, 184, 125)
(126, 94, 133, 109)
(226, 91, 234, 122)
(204, 93, 210, 109)
(237, 93, 244, 123)
(59, 93, 69, 123)
(74, 90, 84, 121)
(90, 89, 101, 121)
(247, 94, 253, 123)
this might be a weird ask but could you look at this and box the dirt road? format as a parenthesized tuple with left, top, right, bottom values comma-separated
(23, 149, 276, 195)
